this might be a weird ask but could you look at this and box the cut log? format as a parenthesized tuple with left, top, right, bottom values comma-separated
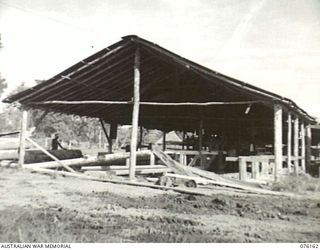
(81, 164, 167, 171)
(23, 157, 98, 169)
(98, 150, 152, 166)
(110, 167, 173, 176)
(23, 151, 153, 170)
(106, 164, 167, 170)
(0, 150, 19, 160)
(24, 149, 83, 164)
(26, 137, 75, 173)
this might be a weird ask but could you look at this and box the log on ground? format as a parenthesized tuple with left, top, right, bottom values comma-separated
(98, 151, 152, 166)
(23, 151, 153, 170)
(24, 149, 83, 164)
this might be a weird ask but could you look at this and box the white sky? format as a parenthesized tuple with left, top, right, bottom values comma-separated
(0, 0, 319, 119)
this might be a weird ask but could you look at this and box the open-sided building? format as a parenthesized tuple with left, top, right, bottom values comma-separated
(4, 35, 317, 180)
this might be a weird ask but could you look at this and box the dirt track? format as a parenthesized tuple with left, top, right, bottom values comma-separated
(0, 168, 319, 243)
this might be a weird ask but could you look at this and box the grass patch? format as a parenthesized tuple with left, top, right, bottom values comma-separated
(0, 206, 121, 243)
(272, 173, 320, 193)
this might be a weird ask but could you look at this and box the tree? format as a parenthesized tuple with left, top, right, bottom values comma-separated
(1, 80, 161, 149)
(0, 74, 7, 99)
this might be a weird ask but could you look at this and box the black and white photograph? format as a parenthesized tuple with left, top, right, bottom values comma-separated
(0, 0, 319, 246)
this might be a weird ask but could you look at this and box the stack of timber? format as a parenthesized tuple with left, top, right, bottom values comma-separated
(27, 167, 208, 196)
(0, 137, 34, 161)
(23, 150, 154, 170)
(23, 156, 99, 170)
(0, 137, 33, 150)
(153, 148, 283, 195)
(23, 149, 287, 197)
(0, 150, 19, 160)
(81, 164, 173, 176)
(24, 149, 83, 164)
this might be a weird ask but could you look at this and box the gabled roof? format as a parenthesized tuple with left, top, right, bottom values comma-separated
(3, 35, 316, 130)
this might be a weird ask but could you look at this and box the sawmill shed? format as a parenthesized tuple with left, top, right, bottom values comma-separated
(3, 35, 317, 180)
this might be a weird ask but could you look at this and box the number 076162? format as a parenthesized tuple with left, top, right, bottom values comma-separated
(300, 244, 319, 249)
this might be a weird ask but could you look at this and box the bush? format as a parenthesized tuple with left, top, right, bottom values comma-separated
(271, 173, 320, 193)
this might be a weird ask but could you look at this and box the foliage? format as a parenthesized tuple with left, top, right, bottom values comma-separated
(272, 173, 320, 193)
(114, 127, 162, 149)
(0, 80, 164, 150)
(0, 82, 108, 148)
(0, 74, 7, 99)
(0, 83, 25, 132)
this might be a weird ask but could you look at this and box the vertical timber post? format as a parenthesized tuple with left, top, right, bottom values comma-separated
(306, 125, 312, 173)
(301, 122, 306, 172)
(287, 113, 292, 172)
(182, 130, 185, 150)
(99, 119, 113, 153)
(18, 110, 28, 168)
(139, 126, 143, 150)
(274, 104, 283, 181)
(239, 157, 247, 181)
(162, 131, 166, 151)
(293, 117, 299, 174)
(199, 118, 204, 166)
(129, 46, 140, 180)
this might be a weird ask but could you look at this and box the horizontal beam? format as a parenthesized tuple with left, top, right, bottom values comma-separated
(29, 100, 264, 106)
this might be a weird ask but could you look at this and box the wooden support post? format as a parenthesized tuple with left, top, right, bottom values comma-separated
(293, 117, 299, 174)
(179, 153, 187, 165)
(261, 159, 269, 177)
(239, 157, 247, 181)
(18, 110, 28, 168)
(162, 131, 166, 151)
(199, 118, 204, 166)
(274, 104, 283, 181)
(99, 119, 113, 153)
(139, 126, 143, 150)
(129, 46, 140, 180)
(301, 122, 306, 172)
(252, 160, 260, 179)
(182, 131, 185, 150)
(150, 152, 155, 165)
(306, 125, 312, 173)
(98, 129, 102, 148)
(287, 113, 292, 172)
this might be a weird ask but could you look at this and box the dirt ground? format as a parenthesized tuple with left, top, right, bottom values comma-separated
(0, 167, 319, 243)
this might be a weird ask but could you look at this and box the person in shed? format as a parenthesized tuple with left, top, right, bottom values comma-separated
(51, 134, 66, 150)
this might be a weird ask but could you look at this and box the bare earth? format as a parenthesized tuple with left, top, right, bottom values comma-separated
(0, 168, 319, 243)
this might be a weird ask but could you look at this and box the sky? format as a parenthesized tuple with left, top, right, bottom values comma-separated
(0, 0, 319, 119)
